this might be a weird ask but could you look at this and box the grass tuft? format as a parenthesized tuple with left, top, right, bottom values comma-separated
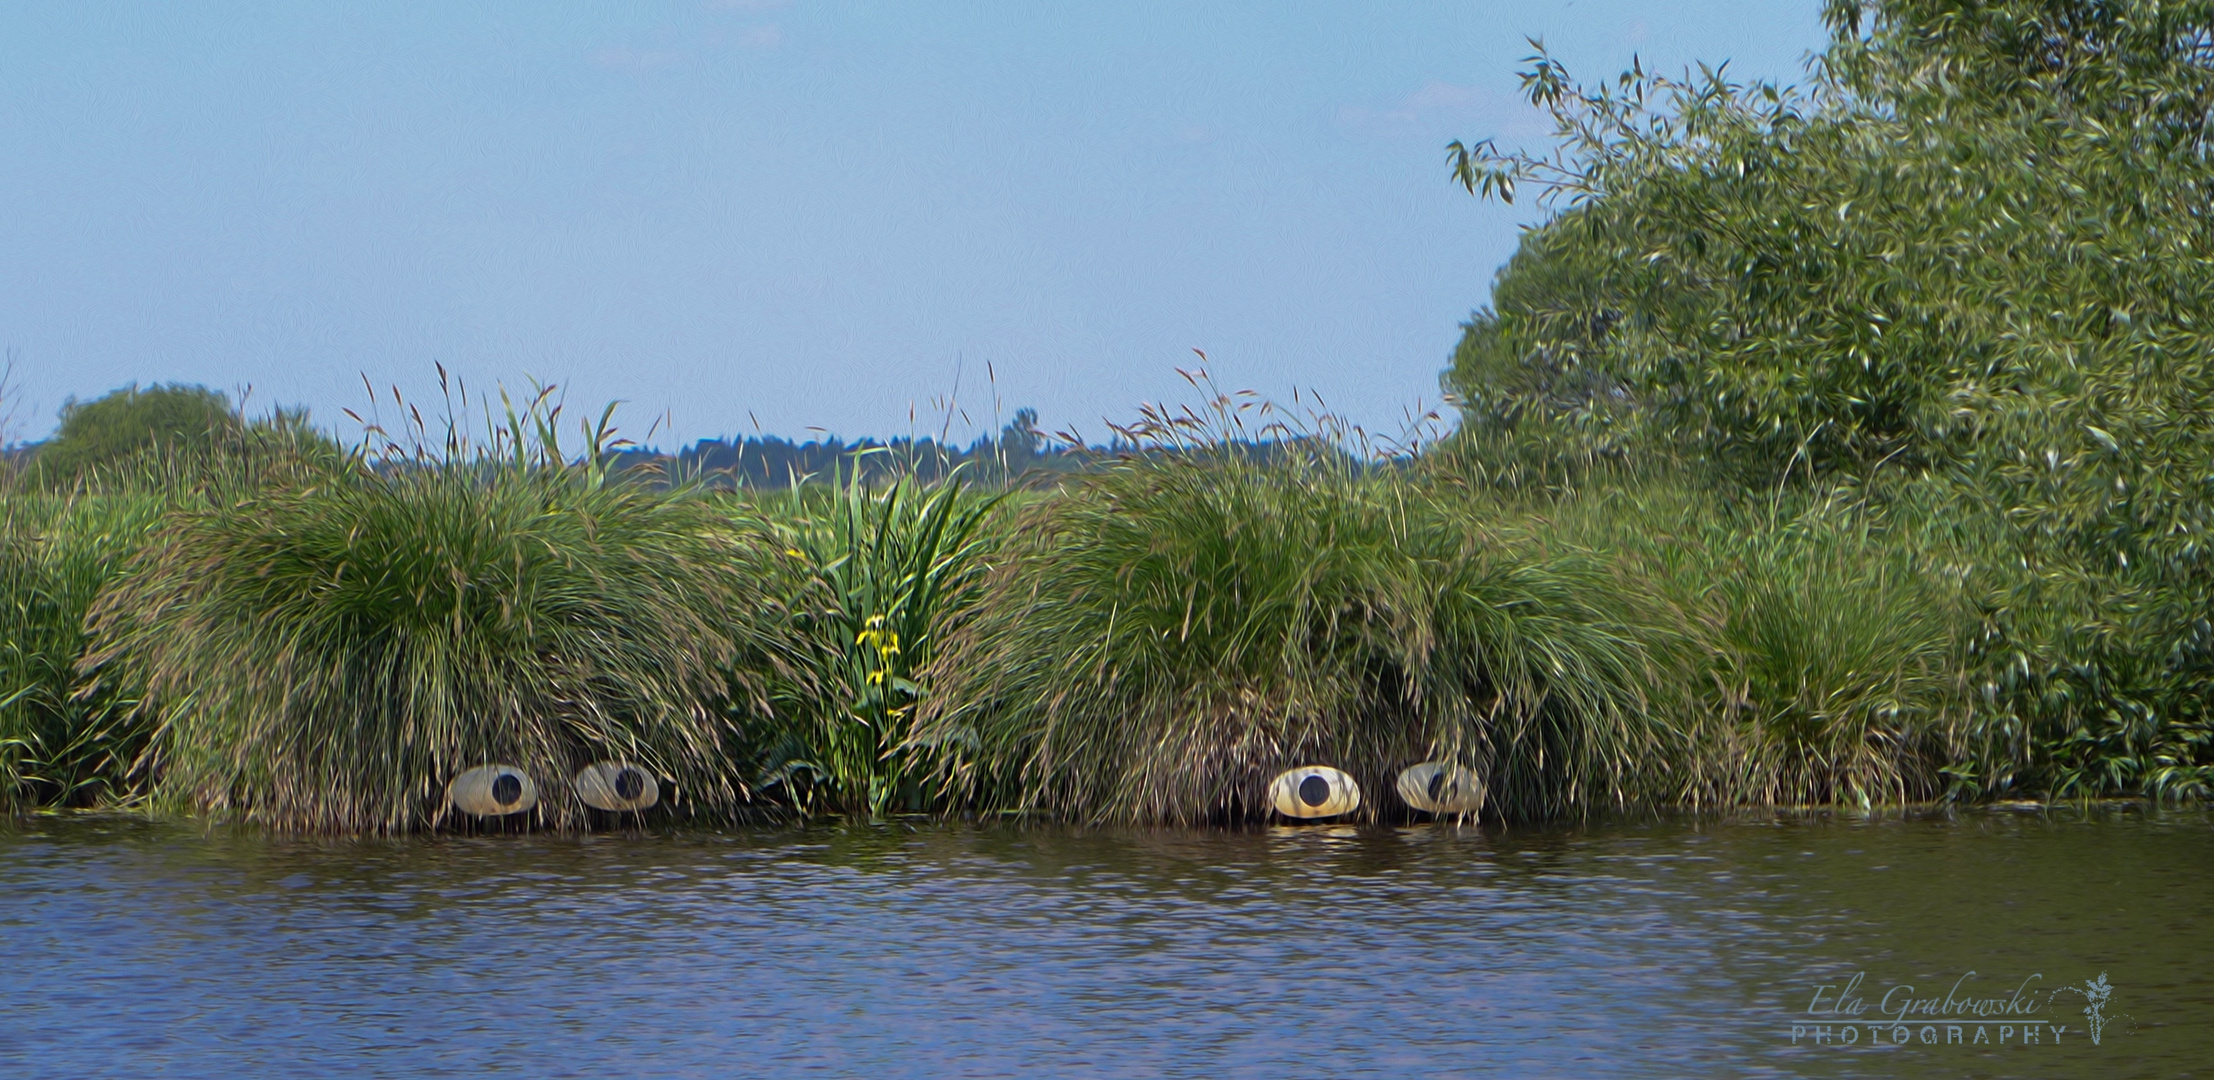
(79, 406, 799, 833)
(915, 448, 1682, 824)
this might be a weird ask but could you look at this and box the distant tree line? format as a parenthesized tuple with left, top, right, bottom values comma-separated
(632, 408, 1103, 488)
(613, 406, 1371, 489)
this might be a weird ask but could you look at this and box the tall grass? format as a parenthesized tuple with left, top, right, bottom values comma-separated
(0, 419, 347, 811)
(0, 492, 165, 808)
(1695, 508, 1968, 806)
(79, 400, 801, 832)
(914, 444, 1681, 824)
(1533, 485, 1973, 807)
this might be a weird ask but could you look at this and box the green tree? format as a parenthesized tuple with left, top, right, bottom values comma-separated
(1445, 0, 2214, 798)
(33, 383, 240, 482)
(1449, 0, 2214, 485)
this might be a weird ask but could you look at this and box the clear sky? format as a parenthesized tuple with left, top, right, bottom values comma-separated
(0, 1, 1828, 449)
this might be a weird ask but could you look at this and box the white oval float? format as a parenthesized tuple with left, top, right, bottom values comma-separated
(1268, 765, 1361, 819)
(1396, 762, 1485, 815)
(574, 761, 660, 813)
(448, 764, 538, 817)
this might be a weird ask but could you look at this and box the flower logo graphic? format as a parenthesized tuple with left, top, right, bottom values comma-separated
(2063, 972, 2114, 1045)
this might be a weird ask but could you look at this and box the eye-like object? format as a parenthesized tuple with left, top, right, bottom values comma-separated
(1268, 765, 1361, 819)
(448, 764, 539, 817)
(574, 761, 660, 812)
(1396, 762, 1485, 816)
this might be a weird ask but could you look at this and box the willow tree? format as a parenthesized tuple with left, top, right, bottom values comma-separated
(1447, 0, 2214, 797)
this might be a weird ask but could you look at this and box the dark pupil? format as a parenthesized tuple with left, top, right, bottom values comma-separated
(1428, 771, 1448, 800)
(614, 769, 644, 800)
(492, 774, 522, 806)
(1299, 775, 1331, 807)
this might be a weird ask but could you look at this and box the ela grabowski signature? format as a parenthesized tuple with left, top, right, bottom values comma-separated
(1786, 970, 2127, 1049)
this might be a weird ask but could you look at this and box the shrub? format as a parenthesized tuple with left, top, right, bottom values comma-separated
(32, 384, 239, 484)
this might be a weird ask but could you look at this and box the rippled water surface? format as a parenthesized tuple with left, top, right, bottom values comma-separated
(2, 806, 2209, 1078)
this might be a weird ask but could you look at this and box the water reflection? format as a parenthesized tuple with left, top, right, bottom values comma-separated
(1, 807, 2206, 1078)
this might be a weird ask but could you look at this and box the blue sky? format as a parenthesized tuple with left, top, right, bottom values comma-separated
(1, 2, 1827, 448)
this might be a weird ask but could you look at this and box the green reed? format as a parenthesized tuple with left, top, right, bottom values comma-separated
(0, 491, 165, 807)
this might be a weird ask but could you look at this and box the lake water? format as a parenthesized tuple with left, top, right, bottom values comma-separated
(2, 806, 2207, 1078)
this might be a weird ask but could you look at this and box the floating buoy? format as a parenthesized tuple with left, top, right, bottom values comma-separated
(448, 764, 538, 817)
(1269, 765, 1361, 819)
(574, 761, 659, 812)
(1396, 761, 1485, 816)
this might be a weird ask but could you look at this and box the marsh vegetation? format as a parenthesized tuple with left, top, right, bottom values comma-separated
(8, 0, 2214, 830)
